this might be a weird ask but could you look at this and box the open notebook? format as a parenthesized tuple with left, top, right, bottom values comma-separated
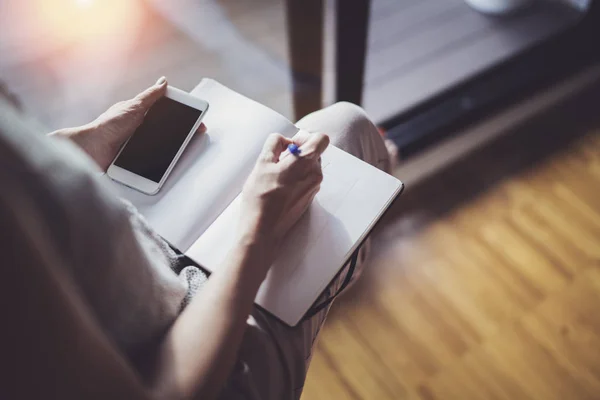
(109, 79, 404, 326)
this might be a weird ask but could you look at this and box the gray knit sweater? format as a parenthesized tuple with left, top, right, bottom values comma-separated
(0, 99, 206, 358)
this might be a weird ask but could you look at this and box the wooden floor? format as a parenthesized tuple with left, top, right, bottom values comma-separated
(301, 92, 600, 399)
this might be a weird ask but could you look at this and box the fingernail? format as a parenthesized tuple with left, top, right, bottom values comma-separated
(156, 76, 166, 85)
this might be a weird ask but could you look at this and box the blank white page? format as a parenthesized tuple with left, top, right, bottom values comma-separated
(108, 80, 297, 251)
(187, 145, 403, 326)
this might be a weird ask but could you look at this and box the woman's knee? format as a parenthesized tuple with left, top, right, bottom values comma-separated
(330, 102, 380, 145)
(322, 102, 378, 144)
(325, 102, 391, 170)
(330, 101, 374, 129)
(296, 101, 384, 162)
(297, 101, 375, 137)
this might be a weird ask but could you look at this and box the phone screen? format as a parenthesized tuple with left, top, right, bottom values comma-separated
(114, 97, 203, 183)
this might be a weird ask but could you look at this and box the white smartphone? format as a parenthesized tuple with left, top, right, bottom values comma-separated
(107, 86, 209, 195)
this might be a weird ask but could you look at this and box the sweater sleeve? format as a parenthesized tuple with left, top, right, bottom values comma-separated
(0, 99, 188, 357)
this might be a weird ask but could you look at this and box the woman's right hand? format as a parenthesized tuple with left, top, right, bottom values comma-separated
(238, 130, 329, 259)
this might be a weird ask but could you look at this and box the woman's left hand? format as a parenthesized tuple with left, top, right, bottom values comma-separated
(50, 77, 206, 171)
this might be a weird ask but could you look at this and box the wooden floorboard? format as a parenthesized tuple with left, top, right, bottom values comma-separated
(301, 97, 600, 399)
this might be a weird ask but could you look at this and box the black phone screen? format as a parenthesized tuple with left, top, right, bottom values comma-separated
(114, 97, 202, 183)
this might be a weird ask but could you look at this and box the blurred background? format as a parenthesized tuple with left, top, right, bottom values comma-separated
(0, 0, 589, 129)
(3, 0, 600, 399)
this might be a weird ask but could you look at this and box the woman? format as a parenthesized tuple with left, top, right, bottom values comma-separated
(0, 77, 393, 399)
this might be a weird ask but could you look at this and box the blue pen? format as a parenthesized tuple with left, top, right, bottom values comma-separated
(288, 143, 301, 156)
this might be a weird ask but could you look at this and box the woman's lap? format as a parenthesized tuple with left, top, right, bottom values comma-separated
(219, 102, 389, 400)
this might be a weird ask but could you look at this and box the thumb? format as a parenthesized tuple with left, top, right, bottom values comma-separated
(133, 76, 167, 109)
(260, 133, 292, 163)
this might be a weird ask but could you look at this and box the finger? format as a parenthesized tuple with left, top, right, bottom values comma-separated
(300, 132, 330, 158)
(133, 76, 168, 109)
(260, 133, 292, 163)
(282, 152, 323, 182)
(196, 122, 207, 135)
(291, 129, 311, 146)
(278, 130, 310, 162)
(308, 159, 324, 185)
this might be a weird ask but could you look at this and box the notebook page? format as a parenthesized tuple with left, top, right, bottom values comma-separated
(187, 145, 403, 326)
(109, 80, 298, 251)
